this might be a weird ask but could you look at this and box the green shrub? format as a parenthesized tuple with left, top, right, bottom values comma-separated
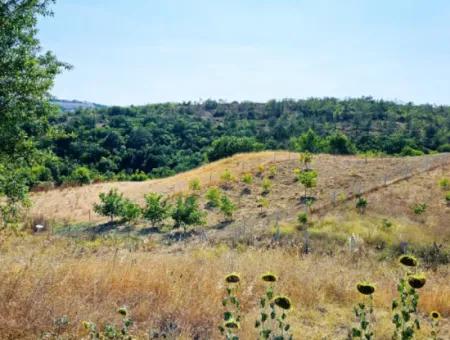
(69, 166, 92, 185)
(297, 170, 318, 198)
(206, 186, 222, 208)
(439, 177, 449, 190)
(412, 203, 427, 215)
(171, 195, 206, 233)
(445, 191, 450, 203)
(120, 199, 141, 222)
(261, 177, 272, 195)
(189, 178, 201, 192)
(142, 193, 171, 228)
(356, 197, 368, 214)
(93, 189, 125, 222)
(241, 173, 253, 185)
(219, 194, 236, 221)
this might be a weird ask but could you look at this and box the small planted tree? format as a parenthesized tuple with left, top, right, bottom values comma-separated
(445, 191, 450, 205)
(356, 197, 368, 214)
(438, 177, 449, 190)
(189, 178, 201, 194)
(171, 195, 206, 234)
(261, 177, 272, 195)
(220, 169, 235, 190)
(241, 173, 253, 194)
(142, 193, 171, 229)
(94, 189, 125, 223)
(412, 203, 427, 215)
(220, 194, 236, 222)
(120, 199, 141, 223)
(206, 186, 222, 208)
(257, 197, 269, 215)
(297, 170, 317, 199)
(297, 212, 308, 230)
(299, 152, 313, 170)
(268, 165, 277, 179)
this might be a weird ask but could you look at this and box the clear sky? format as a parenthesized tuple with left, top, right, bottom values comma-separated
(38, 0, 450, 106)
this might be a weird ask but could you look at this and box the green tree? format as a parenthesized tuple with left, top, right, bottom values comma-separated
(69, 166, 92, 185)
(207, 136, 264, 161)
(219, 194, 236, 221)
(94, 189, 125, 222)
(206, 186, 221, 208)
(171, 195, 206, 234)
(120, 199, 141, 223)
(290, 128, 323, 153)
(0, 0, 68, 227)
(297, 170, 318, 198)
(325, 132, 356, 154)
(142, 193, 171, 228)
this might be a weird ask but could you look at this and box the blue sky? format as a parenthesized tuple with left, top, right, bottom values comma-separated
(38, 0, 450, 106)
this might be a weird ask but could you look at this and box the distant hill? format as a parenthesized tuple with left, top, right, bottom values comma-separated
(51, 98, 106, 112)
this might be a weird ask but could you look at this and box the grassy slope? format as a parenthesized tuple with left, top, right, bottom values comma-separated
(2, 151, 449, 339)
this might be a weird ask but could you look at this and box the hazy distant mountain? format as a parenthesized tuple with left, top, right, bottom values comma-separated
(52, 98, 106, 112)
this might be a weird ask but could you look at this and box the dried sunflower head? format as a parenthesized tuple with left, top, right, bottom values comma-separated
(225, 272, 241, 284)
(356, 282, 375, 295)
(399, 255, 418, 267)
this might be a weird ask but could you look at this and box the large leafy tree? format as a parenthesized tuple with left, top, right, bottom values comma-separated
(0, 0, 68, 227)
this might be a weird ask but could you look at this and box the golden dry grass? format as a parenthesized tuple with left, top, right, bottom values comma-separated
(0, 235, 448, 339)
(30, 152, 450, 224)
(6, 152, 449, 339)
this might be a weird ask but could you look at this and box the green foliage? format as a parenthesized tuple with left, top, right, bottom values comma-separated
(326, 132, 356, 155)
(207, 136, 264, 161)
(412, 203, 427, 215)
(119, 199, 141, 223)
(445, 191, 450, 203)
(241, 173, 253, 185)
(69, 166, 92, 185)
(93, 189, 125, 222)
(39, 98, 449, 189)
(171, 195, 206, 233)
(356, 197, 368, 214)
(257, 197, 269, 213)
(297, 170, 318, 197)
(400, 146, 424, 156)
(268, 165, 277, 179)
(206, 186, 222, 208)
(219, 194, 236, 221)
(299, 152, 313, 170)
(438, 177, 449, 190)
(297, 212, 308, 227)
(83, 307, 133, 339)
(142, 193, 171, 228)
(290, 129, 323, 153)
(0, 0, 68, 228)
(261, 177, 272, 195)
(189, 178, 201, 192)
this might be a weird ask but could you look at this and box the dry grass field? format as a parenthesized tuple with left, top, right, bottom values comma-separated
(1, 152, 449, 339)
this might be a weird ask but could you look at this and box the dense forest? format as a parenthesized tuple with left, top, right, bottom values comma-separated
(26, 97, 449, 188)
